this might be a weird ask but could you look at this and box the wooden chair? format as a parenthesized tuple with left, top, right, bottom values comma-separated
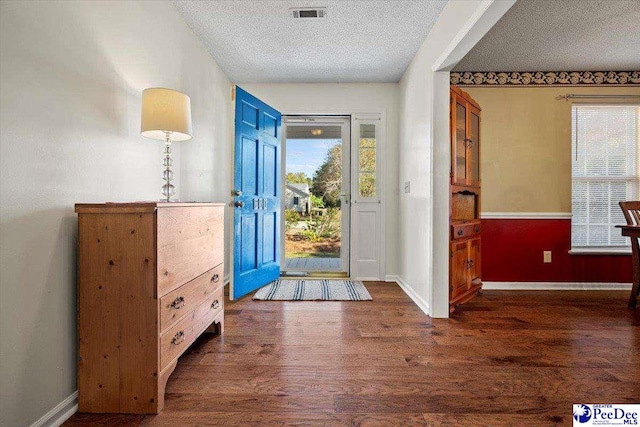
(619, 201, 640, 226)
(619, 201, 640, 309)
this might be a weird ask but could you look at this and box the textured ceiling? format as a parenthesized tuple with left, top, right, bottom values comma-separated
(454, 0, 640, 72)
(174, 0, 447, 83)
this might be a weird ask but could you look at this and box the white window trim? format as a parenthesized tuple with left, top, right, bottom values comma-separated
(569, 247, 631, 255)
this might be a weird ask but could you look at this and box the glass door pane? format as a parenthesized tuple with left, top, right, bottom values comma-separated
(455, 102, 467, 183)
(283, 123, 343, 273)
(470, 110, 480, 183)
(358, 123, 376, 198)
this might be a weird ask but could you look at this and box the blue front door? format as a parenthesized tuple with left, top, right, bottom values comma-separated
(233, 87, 281, 299)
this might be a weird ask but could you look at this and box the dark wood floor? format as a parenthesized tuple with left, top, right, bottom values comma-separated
(64, 282, 639, 426)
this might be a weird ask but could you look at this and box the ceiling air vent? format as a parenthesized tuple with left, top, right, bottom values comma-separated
(290, 7, 327, 19)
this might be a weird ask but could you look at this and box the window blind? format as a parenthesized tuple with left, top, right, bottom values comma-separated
(571, 104, 640, 248)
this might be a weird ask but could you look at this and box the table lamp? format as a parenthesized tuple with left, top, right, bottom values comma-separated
(141, 88, 192, 202)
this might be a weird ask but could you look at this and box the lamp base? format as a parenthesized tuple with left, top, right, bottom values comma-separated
(161, 135, 176, 202)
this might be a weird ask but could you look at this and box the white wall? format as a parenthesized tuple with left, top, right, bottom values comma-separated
(398, 0, 513, 317)
(240, 83, 400, 277)
(0, 2, 231, 426)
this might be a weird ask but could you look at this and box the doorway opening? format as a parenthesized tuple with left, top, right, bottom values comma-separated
(281, 116, 350, 276)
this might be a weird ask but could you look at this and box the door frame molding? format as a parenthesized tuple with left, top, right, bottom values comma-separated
(278, 108, 387, 280)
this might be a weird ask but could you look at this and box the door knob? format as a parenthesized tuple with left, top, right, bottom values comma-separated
(232, 189, 242, 196)
(234, 201, 244, 208)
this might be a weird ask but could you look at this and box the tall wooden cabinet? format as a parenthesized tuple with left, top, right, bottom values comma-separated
(75, 202, 225, 414)
(449, 86, 482, 312)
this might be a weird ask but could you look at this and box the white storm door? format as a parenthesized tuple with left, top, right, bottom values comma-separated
(350, 112, 385, 280)
(280, 116, 351, 274)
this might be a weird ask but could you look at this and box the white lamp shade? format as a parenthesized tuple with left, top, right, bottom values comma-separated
(141, 88, 192, 141)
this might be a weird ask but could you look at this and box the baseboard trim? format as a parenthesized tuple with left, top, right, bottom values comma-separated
(483, 281, 632, 290)
(30, 391, 77, 427)
(354, 276, 381, 281)
(386, 275, 431, 316)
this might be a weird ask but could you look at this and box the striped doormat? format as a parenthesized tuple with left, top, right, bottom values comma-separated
(253, 279, 372, 301)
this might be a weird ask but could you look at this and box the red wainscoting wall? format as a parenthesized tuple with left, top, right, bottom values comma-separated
(481, 218, 632, 283)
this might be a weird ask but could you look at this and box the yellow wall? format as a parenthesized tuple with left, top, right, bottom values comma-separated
(463, 86, 640, 213)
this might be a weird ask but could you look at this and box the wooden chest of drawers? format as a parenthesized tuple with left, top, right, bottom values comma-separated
(75, 202, 225, 414)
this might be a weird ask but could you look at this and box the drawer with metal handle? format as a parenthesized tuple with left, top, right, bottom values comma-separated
(451, 222, 481, 240)
(192, 287, 224, 336)
(160, 309, 196, 370)
(159, 263, 224, 332)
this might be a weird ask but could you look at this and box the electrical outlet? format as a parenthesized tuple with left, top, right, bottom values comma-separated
(404, 181, 410, 194)
(543, 251, 552, 263)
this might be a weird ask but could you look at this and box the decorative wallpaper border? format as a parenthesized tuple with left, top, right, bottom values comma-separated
(451, 71, 640, 86)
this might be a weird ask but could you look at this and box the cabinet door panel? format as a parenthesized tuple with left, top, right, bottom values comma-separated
(450, 242, 469, 299)
(469, 238, 481, 284)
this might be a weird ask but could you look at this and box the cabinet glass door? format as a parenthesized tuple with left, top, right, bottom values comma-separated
(455, 102, 467, 184)
(470, 108, 480, 184)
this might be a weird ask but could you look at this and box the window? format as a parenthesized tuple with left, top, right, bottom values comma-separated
(571, 104, 640, 250)
(293, 196, 299, 206)
(358, 123, 377, 198)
